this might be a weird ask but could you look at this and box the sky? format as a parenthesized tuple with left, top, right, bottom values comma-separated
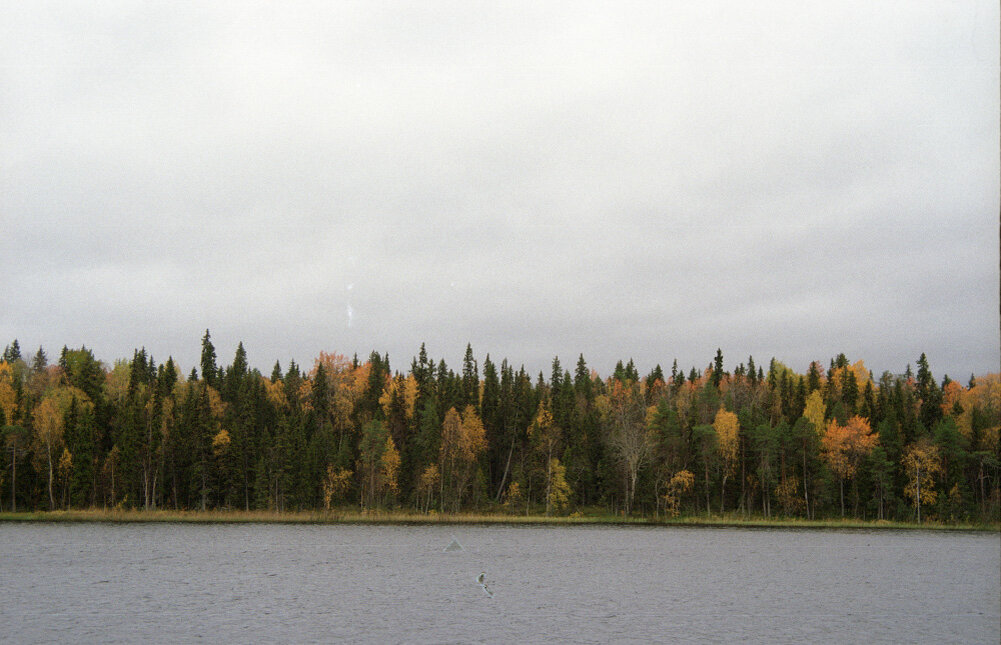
(1, 1, 998, 382)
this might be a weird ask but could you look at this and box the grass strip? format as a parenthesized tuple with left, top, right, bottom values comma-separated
(0, 508, 997, 531)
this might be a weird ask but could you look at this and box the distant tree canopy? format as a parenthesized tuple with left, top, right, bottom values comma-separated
(1, 336, 998, 522)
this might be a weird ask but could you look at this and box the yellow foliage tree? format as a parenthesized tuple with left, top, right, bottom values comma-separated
(0, 361, 17, 424)
(662, 469, 694, 518)
(57, 447, 73, 509)
(322, 465, 353, 510)
(211, 429, 231, 456)
(528, 401, 565, 515)
(601, 381, 651, 516)
(380, 436, 401, 502)
(417, 464, 440, 513)
(379, 374, 418, 420)
(263, 378, 288, 409)
(103, 360, 131, 405)
(849, 361, 870, 388)
(547, 458, 572, 515)
(439, 406, 487, 511)
(713, 408, 739, 512)
(32, 397, 64, 509)
(502, 480, 523, 514)
(902, 439, 942, 523)
(803, 390, 826, 434)
(775, 475, 805, 516)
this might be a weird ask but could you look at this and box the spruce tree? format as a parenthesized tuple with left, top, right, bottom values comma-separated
(574, 355, 592, 401)
(915, 353, 942, 429)
(711, 349, 724, 388)
(613, 360, 625, 382)
(807, 362, 822, 393)
(461, 344, 479, 410)
(2, 339, 21, 363)
(200, 330, 218, 387)
(32, 346, 47, 371)
(624, 359, 639, 382)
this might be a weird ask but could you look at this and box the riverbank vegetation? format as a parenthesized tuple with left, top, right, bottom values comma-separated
(1, 508, 995, 531)
(0, 334, 998, 526)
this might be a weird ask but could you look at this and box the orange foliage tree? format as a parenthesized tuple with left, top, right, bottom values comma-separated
(821, 415, 878, 517)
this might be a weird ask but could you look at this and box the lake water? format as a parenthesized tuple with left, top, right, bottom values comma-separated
(1, 523, 997, 644)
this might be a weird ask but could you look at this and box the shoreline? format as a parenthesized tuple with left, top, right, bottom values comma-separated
(1, 509, 997, 532)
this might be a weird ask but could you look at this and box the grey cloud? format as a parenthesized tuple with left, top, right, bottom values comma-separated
(1, 1, 997, 380)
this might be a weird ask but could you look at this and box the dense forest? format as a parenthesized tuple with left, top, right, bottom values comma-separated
(0, 332, 998, 523)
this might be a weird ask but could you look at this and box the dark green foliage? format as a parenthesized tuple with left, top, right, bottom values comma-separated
(711, 349, 724, 388)
(32, 346, 48, 371)
(3, 339, 22, 363)
(1, 334, 996, 524)
(200, 330, 218, 387)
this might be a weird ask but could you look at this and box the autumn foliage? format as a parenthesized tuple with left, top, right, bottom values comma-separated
(0, 338, 997, 523)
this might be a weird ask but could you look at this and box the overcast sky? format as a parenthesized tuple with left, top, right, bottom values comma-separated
(2, 1, 998, 381)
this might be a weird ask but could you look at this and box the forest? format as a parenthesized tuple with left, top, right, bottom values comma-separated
(0, 332, 998, 524)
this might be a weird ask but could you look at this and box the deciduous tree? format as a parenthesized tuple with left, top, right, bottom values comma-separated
(902, 439, 941, 523)
(821, 415, 878, 517)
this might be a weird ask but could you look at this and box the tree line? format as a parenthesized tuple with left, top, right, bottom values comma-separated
(0, 333, 998, 523)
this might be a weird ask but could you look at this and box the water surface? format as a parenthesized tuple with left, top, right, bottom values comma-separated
(1, 523, 997, 643)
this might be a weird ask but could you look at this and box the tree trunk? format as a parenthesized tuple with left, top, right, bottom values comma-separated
(839, 479, 845, 518)
(495, 438, 515, 502)
(9, 446, 15, 510)
(705, 464, 710, 517)
(979, 459, 986, 514)
(740, 440, 746, 515)
(151, 469, 158, 511)
(630, 469, 639, 516)
(544, 457, 552, 516)
(46, 442, 55, 510)
(802, 442, 809, 519)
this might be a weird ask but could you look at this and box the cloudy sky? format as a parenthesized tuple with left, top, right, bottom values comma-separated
(2, 1, 998, 381)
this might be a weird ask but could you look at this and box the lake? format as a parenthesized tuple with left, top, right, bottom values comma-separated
(1, 523, 997, 643)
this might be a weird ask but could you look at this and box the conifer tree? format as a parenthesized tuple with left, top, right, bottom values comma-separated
(200, 330, 218, 387)
(3, 339, 21, 363)
(461, 343, 479, 410)
(711, 349, 724, 388)
(32, 346, 48, 372)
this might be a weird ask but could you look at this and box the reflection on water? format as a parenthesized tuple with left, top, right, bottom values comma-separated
(1, 523, 997, 643)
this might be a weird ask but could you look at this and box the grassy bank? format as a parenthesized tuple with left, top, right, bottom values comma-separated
(1, 508, 997, 531)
